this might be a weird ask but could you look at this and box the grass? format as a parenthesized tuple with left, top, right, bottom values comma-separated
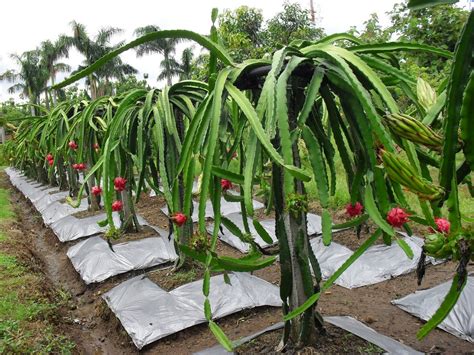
(301, 148, 474, 228)
(0, 173, 75, 353)
(0, 189, 14, 219)
(302, 147, 350, 209)
(168, 268, 197, 285)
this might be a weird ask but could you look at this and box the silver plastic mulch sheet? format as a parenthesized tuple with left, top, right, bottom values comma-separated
(102, 272, 281, 349)
(393, 276, 474, 342)
(161, 196, 265, 222)
(67, 233, 177, 284)
(210, 212, 323, 253)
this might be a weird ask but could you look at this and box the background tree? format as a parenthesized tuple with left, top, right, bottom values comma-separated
(134, 25, 182, 86)
(57, 84, 89, 102)
(218, 6, 266, 62)
(0, 50, 49, 115)
(387, 1, 468, 75)
(39, 36, 72, 106)
(191, 2, 325, 79)
(156, 46, 181, 85)
(112, 74, 149, 95)
(178, 47, 194, 80)
(265, 2, 325, 48)
(0, 100, 26, 145)
(69, 22, 136, 98)
(349, 13, 390, 43)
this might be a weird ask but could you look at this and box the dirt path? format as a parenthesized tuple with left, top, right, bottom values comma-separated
(7, 180, 137, 354)
(318, 262, 472, 352)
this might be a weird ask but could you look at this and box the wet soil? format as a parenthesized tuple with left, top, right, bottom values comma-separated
(317, 261, 473, 353)
(331, 225, 385, 250)
(72, 207, 103, 219)
(110, 224, 161, 244)
(145, 238, 252, 291)
(135, 193, 170, 230)
(236, 323, 383, 354)
(3, 172, 474, 354)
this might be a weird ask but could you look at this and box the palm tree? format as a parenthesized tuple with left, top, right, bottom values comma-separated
(69, 22, 137, 98)
(157, 54, 181, 84)
(178, 47, 194, 80)
(39, 36, 72, 105)
(134, 25, 182, 86)
(0, 50, 49, 115)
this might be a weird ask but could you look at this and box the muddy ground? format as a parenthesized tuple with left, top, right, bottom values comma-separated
(2, 172, 473, 354)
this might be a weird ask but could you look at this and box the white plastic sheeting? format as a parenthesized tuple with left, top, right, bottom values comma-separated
(195, 317, 423, 355)
(5, 170, 91, 226)
(393, 276, 474, 342)
(102, 272, 281, 349)
(324, 316, 423, 354)
(310, 237, 353, 280)
(18, 183, 44, 199)
(4, 167, 15, 178)
(29, 187, 59, 204)
(7, 170, 112, 231)
(161, 196, 264, 222)
(308, 234, 444, 289)
(12, 177, 45, 199)
(334, 235, 436, 289)
(8, 172, 39, 192)
(50, 212, 148, 242)
(51, 213, 115, 242)
(40, 198, 89, 225)
(33, 190, 69, 212)
(210, 212, 276, 253)
(214, 212, 323, 253)
(67, 233, 177, 284)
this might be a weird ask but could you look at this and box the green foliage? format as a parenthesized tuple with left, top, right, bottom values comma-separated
(378, 5, 473, 338)
(349, 13, 391, 43)
(59, 84, 90, 101)
(0, 100, 28, 126)
(387, 2, 468, 73)
(218, 6, 266, 62)
(113, 74, 149, 95)
(8, 2, 473, 349)
(265, 2, 325, 47)
(408, 0, 458, 10)
(192, 2, 325, 79)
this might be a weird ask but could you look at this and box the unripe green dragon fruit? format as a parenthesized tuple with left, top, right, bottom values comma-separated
(424, 233, 445, 255)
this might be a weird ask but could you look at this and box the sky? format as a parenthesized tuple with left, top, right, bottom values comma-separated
(0, 0, 425, 101)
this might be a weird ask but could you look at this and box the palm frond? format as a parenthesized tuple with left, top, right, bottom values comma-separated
(53, 62, 71, 73)
(8, 83, 26, 94)
(96, 27, 124, 46)
(0, 70, 20, 83)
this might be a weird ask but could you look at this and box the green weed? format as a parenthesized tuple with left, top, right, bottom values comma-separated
(169, 269, 197, 285)
(0, 182, 76, 353)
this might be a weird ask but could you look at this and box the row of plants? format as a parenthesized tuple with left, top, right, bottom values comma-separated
(3, 0, 472, 351)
